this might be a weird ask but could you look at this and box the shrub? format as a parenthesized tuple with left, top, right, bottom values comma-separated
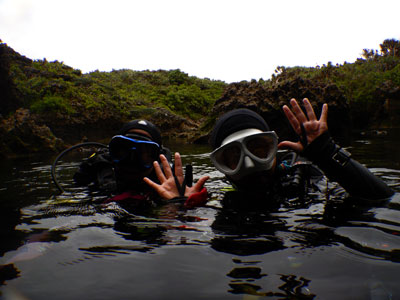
(30, 95, 75, 114)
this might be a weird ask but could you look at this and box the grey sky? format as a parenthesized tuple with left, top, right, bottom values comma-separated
(1, 0, 399, 82)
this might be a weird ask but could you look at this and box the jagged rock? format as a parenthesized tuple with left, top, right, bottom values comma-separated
(0, 43, 31, 115)
(149, 107, 199, 139)
(1, 41, 398, 155)
(0, 108, 65, 157)
(373, 80, 400, 127)
(210, 77, 352, 145)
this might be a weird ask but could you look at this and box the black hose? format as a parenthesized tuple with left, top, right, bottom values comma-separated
(51, 142, 107, 193)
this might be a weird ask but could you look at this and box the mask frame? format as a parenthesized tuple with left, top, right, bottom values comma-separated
(210, 131, 278, 180)
(109, 135, 160, 169)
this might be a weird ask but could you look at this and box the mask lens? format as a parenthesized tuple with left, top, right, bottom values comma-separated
(109, 138, 134, 162)
(217, 144, 242, 170)
(115, 147, 134, 162)
(246, 135, 275, 159)
(137, 143, 160, 167)
(109, 136, 160, 168)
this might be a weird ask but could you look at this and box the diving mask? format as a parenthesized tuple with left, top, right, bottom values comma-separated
(210, 129, 278, 181)
(109, 135, 160, 169)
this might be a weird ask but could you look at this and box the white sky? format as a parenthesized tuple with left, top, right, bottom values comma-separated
(1, 0, 399, 83)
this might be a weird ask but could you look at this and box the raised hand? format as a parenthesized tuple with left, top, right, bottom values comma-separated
(278, 98, 328, 153)
(143, 152, 209, 200)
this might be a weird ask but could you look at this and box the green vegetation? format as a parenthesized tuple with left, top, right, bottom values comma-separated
(267, 38, 400, 126)
(30, 95, 75, 114)
(8, 56, 226, 121)
(4, 38, 399, 129)
(270, 39, 400, 100)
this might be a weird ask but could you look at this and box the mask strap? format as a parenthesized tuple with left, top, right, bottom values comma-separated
(173, 175, 186, 197)
(184, 165, 193, 187)
(300, 124, 308, 147)
(172, 164, 193, 197)
(124, 133, 152, 142)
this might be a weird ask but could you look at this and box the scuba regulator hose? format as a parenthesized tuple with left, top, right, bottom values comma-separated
(51, 142, 108, 193)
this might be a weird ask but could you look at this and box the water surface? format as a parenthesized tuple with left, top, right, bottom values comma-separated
(1, 130, 400, 299)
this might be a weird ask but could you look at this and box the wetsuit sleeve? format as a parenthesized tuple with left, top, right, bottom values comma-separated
(73, 159, 97, 185)
(73, 152, 113, 187)
(302, 132, 394, 200)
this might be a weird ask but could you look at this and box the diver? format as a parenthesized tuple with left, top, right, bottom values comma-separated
(72, 119, 209, 209)
(206, 98, 394, 208)
(135, 98, 394, 207)
(204, 98, 395, 263)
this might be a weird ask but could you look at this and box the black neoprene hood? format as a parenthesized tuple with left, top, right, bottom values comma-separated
(118, 120, 162, 146)
(210, 108, 270, 149)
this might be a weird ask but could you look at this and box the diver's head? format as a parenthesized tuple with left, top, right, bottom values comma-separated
(118, 119, 162, 146)
(210, 109, 278, 188)
(109, 120, 163, 184)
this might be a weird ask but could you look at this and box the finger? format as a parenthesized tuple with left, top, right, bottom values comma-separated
(290, 98, 308, 123)
(143, 177, 161, 191)
(186, 176, 209, 197)
(144, 177, 177, 200)
(303, 98, 317, 121)
(283, 105, 301, 134)
(278, 141, 304, 153)
(159, 154, 173, 178)
(193, 176, 209, 191)
(319, 103, 328, 124)
(153, 161, 166, 183)
(174, 152, 184, 184)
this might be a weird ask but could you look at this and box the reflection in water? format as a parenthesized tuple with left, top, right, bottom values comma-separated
(0, 133, 400, 299)
(227, 259, 315, 298)
(0, 264, 20, 286)
(211, 208, 287, 256)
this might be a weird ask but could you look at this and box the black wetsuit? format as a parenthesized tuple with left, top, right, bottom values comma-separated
(302, 131, 393, 200)
(73, 148, 117, 193)
(212, 132, 395, 260)
(73, 148, 162, 212)
(221, 132, 394, 210)
(72, 148, 206, 210)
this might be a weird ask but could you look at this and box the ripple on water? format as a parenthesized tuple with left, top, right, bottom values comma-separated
(335, 226, 400, 262)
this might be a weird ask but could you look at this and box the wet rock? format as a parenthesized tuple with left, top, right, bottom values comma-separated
(149, 107, 199, 140)
(0, 108, 65, 157)
(373, 80, 400, 128)
(0, 43, 30, 115)
(210, 77, 352, 145)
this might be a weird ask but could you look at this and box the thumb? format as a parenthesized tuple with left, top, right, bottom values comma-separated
(278, 141, 303, 153)
(143, 177, 160, 191)
(193, 176, 209, 191)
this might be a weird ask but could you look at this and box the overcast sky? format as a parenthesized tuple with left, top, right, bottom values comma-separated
(1, 0, 399, 83)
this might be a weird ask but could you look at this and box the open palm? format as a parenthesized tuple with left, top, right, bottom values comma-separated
(144, 153, 209, 200)
(278, 98, 328, 153)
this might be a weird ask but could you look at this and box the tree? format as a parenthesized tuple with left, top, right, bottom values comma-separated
(379, 39, 400, 57)
(361, 48, 377, 60)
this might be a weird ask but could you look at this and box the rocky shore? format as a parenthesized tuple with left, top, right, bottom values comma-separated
(1, 42, 399, 158)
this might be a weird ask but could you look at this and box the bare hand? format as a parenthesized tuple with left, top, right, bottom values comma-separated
(278, 98, 328, 153)
(143, 152, 209, 200)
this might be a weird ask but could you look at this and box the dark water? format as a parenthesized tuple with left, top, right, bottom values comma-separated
(1, 130, 400, 300)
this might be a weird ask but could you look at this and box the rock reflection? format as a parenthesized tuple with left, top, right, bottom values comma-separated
(227, 265, 315, 299)
(227, 266, 266, 280)
(0, 264, 20, 286)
